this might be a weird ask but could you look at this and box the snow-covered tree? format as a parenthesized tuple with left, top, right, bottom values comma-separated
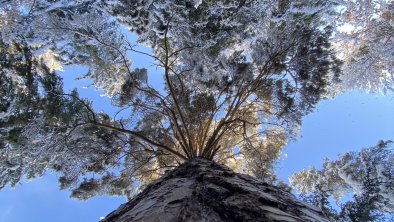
(290, 140, 394, 221)
(327, 0, 394, 94)
(0, 0, 341, 200)
(0, 38, 125, 196)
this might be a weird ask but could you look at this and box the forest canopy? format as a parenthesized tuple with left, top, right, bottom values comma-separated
(0, 0, 393, 211)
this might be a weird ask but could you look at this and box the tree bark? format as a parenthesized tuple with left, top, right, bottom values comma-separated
(101, 158, 328, 222)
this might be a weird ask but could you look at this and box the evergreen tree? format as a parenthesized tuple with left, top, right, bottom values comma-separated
(327, 0, 394, 94)
(290, 140, 394, 221)
(0, 0, 343, 200)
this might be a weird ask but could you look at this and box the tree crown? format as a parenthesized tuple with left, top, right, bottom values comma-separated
(1, 0, 390, 200)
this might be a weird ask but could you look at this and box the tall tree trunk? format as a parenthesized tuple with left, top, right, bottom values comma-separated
(101, 158, 328, 222)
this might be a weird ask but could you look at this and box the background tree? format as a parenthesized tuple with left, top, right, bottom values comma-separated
(0, 38, 126, 196)
(326, 0, 394, 94)
(290, 140, 394, 221)
(1, 0, 340, 200)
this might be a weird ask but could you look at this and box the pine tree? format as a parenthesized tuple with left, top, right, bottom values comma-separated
(290, 140, 394, 221)
(327, 0, 394, 94)
(0, 0, 344, 201)
(5, 1, 394, 221)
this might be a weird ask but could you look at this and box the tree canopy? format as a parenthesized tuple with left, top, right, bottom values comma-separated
(290, 140, 394, 221)
(0, 0, 392, 202)
(328, 0, 394, 94)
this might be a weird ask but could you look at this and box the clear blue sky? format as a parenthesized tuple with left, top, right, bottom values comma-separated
(1, 39, 393, 222)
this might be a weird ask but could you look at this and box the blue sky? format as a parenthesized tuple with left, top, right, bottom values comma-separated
(277, 91, 394, 181)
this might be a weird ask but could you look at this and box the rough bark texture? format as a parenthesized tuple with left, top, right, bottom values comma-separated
(101, 158, 328, 222)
